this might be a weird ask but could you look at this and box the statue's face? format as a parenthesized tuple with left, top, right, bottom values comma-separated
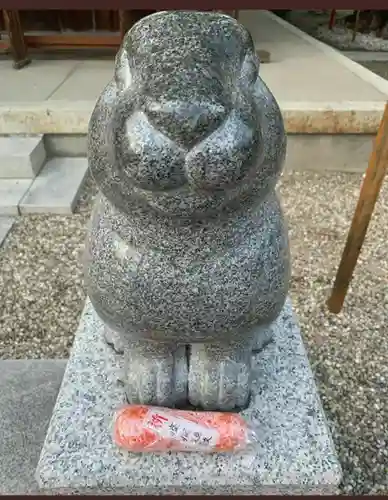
(94, 11, 264, 217)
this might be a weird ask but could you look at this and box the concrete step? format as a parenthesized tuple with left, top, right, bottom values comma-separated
(19, 157, 88, 215)
(0, 216, 15, 247)
(0, 135, 46, 179)
(0, 359, 67, 494)
(0, 156, 88, 216)
(0, 179, 32, 215)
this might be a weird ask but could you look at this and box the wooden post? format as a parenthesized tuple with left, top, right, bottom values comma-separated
(3, 10, 30, 69)
(327, 102, 388, 314)
(119, 10, 155, 41)
(352, 10, 360, 42)
(328, 9, 336, 30)
(119, 10, 130, 40)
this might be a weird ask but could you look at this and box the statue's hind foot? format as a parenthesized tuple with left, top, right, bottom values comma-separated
(188, 341, 252, 411)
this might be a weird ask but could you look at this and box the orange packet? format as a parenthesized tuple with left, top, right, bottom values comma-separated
(113, 404, 258, 453)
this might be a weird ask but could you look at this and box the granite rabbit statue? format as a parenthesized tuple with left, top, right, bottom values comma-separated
(85, 10, 290, 411)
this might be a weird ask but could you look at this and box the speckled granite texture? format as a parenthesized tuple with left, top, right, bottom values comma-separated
(35, 299, 342, 495)
(86, 10, 290, 411)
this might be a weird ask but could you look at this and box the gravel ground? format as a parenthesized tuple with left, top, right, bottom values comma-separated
(280, 171, 388, 495)
(287, 10, 388, 52)
(315, 25, 388, 52)
(0, 169, 387, 494)
(0, 173, 97, 359)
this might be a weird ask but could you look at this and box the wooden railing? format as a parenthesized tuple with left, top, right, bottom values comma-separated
(1, 9, 238, 69)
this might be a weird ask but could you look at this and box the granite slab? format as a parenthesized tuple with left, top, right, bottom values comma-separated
(0, 360, 67, 494)
(35, 298, 342, 495)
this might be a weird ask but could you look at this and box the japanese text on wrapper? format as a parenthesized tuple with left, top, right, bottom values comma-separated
(144, 409, 219, 449)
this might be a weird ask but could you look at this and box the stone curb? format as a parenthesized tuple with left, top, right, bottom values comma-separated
(0, 100, 384, 135)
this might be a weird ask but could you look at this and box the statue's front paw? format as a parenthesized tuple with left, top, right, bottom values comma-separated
(188, 343, 252, 411)
(124, 342, 188, 408)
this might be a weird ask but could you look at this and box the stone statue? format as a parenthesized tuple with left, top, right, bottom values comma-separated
(85, 10, 290, 412)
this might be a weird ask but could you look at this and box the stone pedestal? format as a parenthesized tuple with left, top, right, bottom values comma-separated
(35, 299, 342, 495)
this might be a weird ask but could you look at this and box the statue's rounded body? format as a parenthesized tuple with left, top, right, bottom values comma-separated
(86, 189, 288, 344)
(85, 11, 290, 411)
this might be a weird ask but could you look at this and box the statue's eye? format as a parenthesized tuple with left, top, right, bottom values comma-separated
(239, 53, 258, 88)
(115, 48, 132, 92)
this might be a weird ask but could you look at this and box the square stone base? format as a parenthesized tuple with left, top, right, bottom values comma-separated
(35, 299, 342, 494)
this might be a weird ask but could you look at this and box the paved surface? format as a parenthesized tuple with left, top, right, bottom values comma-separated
(0, 10, 386, 106)
(0, 11, 387, 137)
(0, 359, 66, 494)
(239, 11, 387, 102)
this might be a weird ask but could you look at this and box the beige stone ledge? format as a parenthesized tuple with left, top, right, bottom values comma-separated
(0, 100, 385, 136)
(0, 102, 93, 136)
(280, 101, 385, 134)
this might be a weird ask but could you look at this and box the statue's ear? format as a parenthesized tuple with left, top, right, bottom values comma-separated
(238, 51, 259, 90)
(115, 46, 133, 93)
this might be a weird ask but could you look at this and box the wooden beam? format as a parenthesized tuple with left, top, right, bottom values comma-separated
(327, 102, 388, 314)
(2, 10, 30, 69)
(23, 33, 120, 47)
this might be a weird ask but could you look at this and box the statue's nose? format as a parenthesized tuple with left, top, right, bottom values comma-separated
(145, 101, 228, 148)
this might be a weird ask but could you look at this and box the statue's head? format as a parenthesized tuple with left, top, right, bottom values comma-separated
(89, 11, 275, 218)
